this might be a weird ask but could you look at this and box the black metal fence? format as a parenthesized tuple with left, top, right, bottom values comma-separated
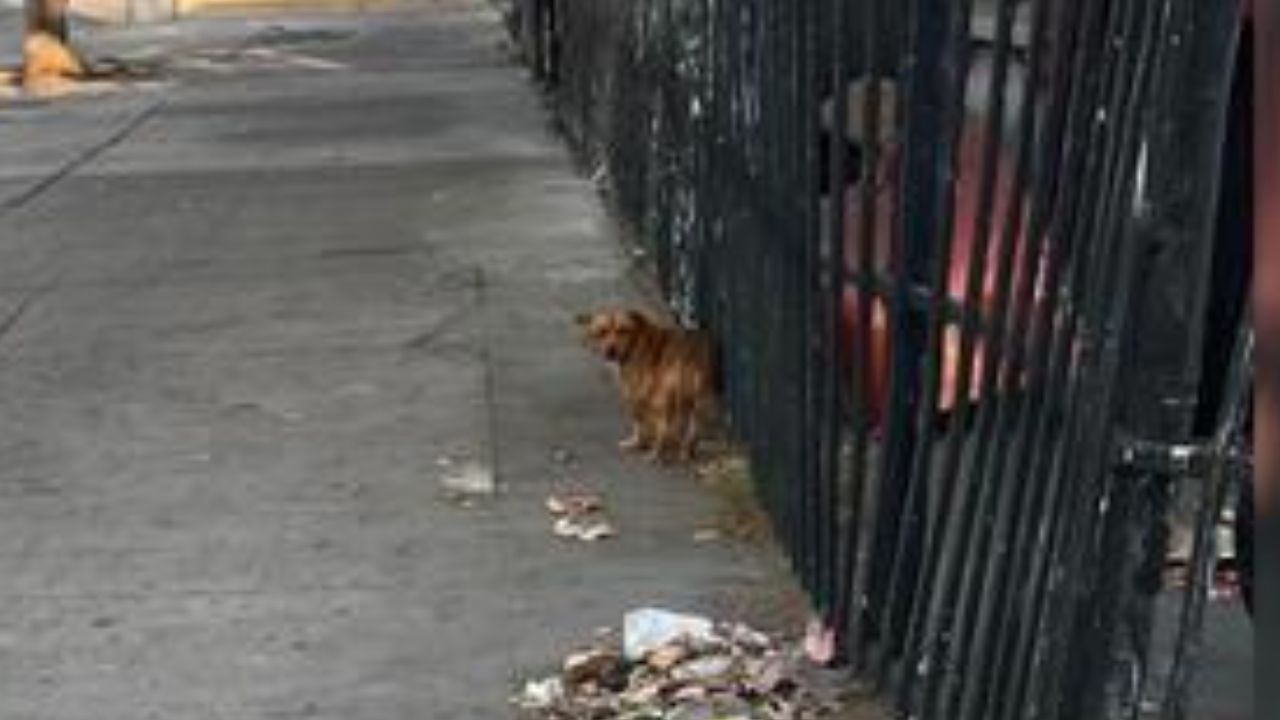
(507, 0, 1252, 717)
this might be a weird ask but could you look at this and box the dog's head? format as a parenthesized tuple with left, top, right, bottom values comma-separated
(574, 309, 651, 364)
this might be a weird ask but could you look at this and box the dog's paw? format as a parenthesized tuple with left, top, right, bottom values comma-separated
(619, 436, 644, 452)
(645, 447, 673, 465)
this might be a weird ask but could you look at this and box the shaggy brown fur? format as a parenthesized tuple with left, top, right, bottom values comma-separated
(576, 309, 717, 462)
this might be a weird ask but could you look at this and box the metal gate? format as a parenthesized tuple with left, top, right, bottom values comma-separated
(508, 0, 1252, 717)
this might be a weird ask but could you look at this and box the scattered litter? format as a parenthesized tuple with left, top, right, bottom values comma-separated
(726, 623, 772, 653)
(553, 515, 617, 542)
(514, 610, 844, 720)
(514, 677, 565, 710)
(744, 655, 792, 696)
(671, 653, 735, 683)
(645, 642, 690, 671)
(624, 608, 716, 662)
(563, 647, 627, 691)
(439, 461, 496, 498)
(547, 490, 616, 543)
(546, 493, 604, 517)
(692, 528, 723, 543)
(802, 618, 837, 666)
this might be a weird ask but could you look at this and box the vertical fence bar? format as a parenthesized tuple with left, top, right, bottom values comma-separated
(904, 0, 1031, 706)
(800, 0, 821, 606)
(899, 0, 1033, 714)
(861, 0, 955, 681)
(946, 0, 1147, 716)
(826, 0, 858, 662)
(806, 0, 841, 621)
(949, 0, 1059, 715)
(993, 0, 1124, 712)
(835, 0, 891, 670)
(1016, 0, 1165, 710)
(900, 0, 1027, 709)
(1051, 1, 1176, 715)
(875, 0, 975, 694)
(822, 0, 853, 655)
(1147, 1, 1247, 716)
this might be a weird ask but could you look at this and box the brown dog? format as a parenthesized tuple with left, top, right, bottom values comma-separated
(576, 309, 717, 462)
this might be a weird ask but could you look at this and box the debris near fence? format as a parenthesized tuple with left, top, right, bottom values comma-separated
(547, 491, 617, 542)
(437, 455, 497, 508)
(695, 453, 772, 545)
(513, 608, 845, 720)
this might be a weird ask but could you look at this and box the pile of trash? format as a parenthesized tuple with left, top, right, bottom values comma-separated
(513, 608, 844, 720)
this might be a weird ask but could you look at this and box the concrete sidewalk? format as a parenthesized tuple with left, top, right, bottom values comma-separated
(0, 5, 21, 65)
(0, 7, 797, 718)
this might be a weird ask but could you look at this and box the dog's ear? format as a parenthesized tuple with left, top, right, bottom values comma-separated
(624, 309, 649, 328)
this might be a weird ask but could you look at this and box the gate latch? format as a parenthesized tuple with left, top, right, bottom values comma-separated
(1114, 437, 1253, 479)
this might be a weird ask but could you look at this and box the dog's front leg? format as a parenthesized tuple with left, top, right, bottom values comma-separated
(620, 408, 653, 452)
(619, 422, 645, 451)
(678, 415, 699, 462)
(646, 412, 675, 464)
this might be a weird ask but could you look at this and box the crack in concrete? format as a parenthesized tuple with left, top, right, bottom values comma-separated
(0, 282, 53, 354)
(0, 99, 163, 217)
(401, 302, 478, 352)
(474, 266, 502, 494)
